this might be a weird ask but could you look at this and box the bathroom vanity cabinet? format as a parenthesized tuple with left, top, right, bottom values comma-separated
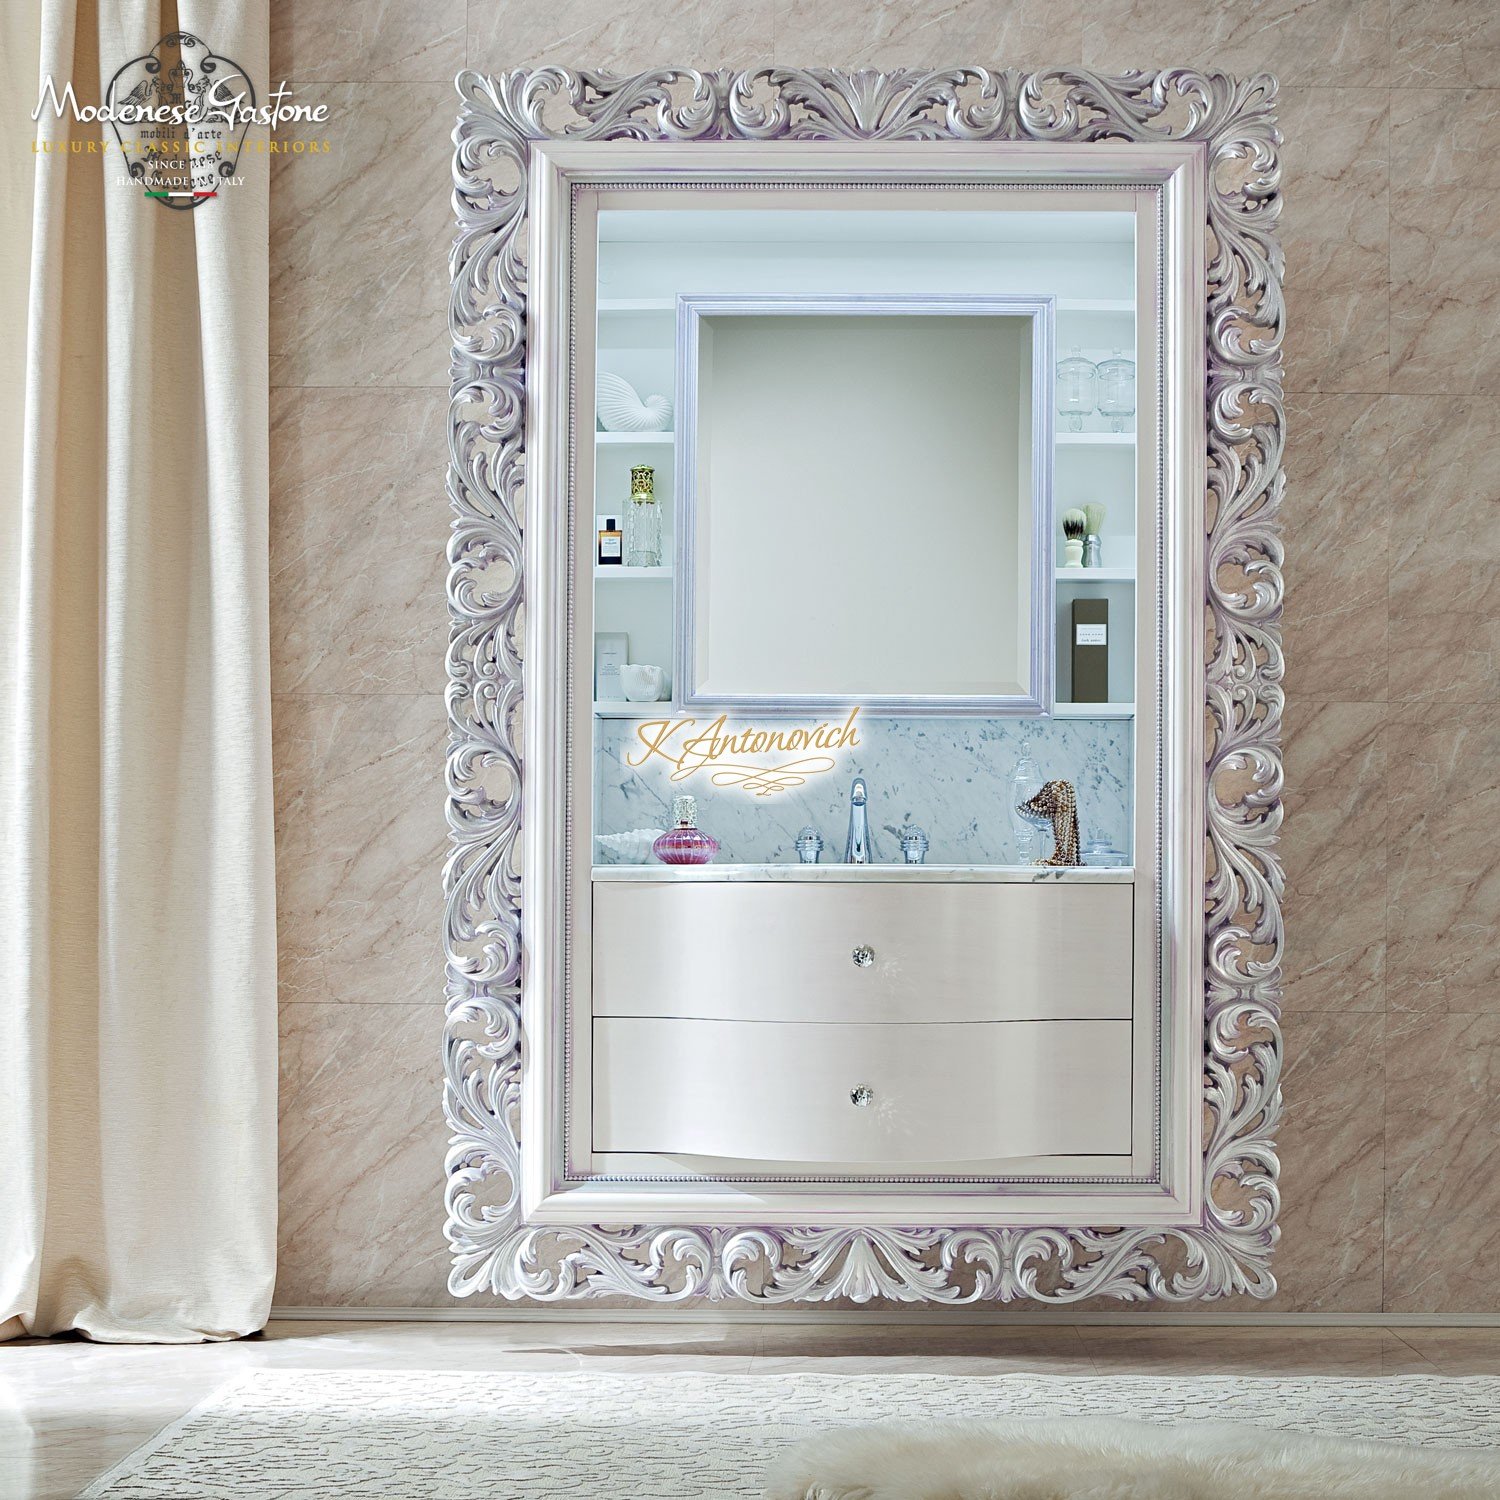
(444, 71, 1285, 1303)
(589, 870, 1145, 1172)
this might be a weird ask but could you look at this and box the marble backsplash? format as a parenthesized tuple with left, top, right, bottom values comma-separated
(593, 714, 1134, 866)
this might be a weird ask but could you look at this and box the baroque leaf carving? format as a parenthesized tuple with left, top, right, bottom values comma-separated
(445, 66, 1284, 1304)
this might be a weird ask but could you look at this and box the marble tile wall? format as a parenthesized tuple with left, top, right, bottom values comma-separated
(269, 0, 1499, 1312)
(594, 717, 1134, 866)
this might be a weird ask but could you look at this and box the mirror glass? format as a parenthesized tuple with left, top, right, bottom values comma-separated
(584, 195, 1142, 870)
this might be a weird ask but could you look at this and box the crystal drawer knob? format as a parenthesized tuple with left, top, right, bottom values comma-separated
(850, 1085, 875, 1108)
(851, 945, 875, 968)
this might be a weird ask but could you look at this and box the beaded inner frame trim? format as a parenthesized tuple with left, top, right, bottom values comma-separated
(444, 67, 1284, 1304)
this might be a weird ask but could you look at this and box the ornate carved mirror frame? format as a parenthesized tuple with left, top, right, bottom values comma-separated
(672, 290, 1057, 718)
(444, 67, 1284, 1305)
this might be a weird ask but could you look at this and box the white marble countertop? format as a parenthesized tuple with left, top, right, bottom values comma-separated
(591, 863, 1134, 883)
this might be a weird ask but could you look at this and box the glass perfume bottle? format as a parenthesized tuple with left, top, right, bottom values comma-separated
(627, 464, 661, 568)
(1009, 739, 1045, 865)
(1056, 348, 1097, 433)
(653, 795, 719, 866)
(1096, 350, 1136, 433)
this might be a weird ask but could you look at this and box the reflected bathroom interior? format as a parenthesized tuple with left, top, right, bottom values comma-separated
(587, 202, 1141, 871)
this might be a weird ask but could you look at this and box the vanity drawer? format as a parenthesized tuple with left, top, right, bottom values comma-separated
(593, 1017, 1132, 1162)
(591, 881, 1132, 1024)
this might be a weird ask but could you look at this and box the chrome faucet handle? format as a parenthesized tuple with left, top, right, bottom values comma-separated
(899, 826, 929, 865)
(794, 826, 824, 864)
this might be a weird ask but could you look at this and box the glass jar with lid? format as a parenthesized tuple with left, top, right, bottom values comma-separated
(1055, 347, 1097, 433)
(1095, 350, 1136, 433)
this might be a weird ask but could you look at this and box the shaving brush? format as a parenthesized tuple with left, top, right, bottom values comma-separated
(1083, 502, 1106, 568)
(1061, 508, 1087, 567)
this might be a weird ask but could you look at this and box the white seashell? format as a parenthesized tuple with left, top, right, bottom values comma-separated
(596, 372, 672, 433)
(595, 829, 666, 865)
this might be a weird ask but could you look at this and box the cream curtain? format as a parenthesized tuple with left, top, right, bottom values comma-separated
(0, 0, 275, 1340)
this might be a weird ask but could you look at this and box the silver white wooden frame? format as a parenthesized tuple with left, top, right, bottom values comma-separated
(673, 292, 1056, 717)
(445, 68, 1284, 1303)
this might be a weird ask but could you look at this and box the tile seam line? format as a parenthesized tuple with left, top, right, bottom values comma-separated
(265, 1308, 1500, 1326)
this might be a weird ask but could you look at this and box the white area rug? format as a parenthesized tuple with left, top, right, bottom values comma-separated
(766, 1415, 1500, 1498)
(81, 1371, 1500, 1498)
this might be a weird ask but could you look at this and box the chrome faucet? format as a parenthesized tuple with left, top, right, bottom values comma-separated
(845, 777, 872, 864)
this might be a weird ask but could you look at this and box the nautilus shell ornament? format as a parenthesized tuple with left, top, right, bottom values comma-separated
(596, 372, 672, 432)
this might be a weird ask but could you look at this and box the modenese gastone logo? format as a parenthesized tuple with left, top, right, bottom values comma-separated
(31, 30, 327, 209)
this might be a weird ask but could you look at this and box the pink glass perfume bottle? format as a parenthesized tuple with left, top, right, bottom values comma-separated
(652, 795, 719, 866)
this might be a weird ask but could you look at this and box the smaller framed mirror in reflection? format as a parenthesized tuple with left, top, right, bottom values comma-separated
(673, 292, 1055, 718)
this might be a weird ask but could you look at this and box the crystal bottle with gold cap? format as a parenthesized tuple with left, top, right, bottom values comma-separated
(626, 464, 661, 568)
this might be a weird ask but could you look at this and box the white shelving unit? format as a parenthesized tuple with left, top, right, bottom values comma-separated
(594, 700, 671, 718)
(1055, 328, 1137, 707)
(595, 565, 672, 581)
(1056, 565, 1135, 583)
(1051, 701, 1136, 719)
(592, 271, 677, 698)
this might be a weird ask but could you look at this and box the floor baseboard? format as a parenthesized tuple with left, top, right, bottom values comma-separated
(270, 1305, 1500, 1328)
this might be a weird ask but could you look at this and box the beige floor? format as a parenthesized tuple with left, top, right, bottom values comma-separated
(2, 1320, 1496, 1499)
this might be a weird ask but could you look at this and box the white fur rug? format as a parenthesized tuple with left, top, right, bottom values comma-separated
(766, 1415, 1500, 1499)
(80, 1370, 1500, 1498)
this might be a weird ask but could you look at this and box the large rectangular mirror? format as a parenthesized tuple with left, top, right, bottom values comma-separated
(676, 292, 1053, 714)
(445, 73, 1284, 1313)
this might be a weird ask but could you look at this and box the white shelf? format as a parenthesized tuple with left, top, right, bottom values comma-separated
(1056, 566, 1135, 583)
(598, 695, 1134, 720)
(1057, 299, 1135, 314)
(595, 565, 673, 581)
(1051, 701, 1136, 719)
(598, 298, 675, 313)
(594, 700, 672, 717)
(1057, 431, 1135, 446)
(596, 430, 673, 445)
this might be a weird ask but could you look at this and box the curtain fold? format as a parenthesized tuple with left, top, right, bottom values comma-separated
(0, 0, 275, 1342)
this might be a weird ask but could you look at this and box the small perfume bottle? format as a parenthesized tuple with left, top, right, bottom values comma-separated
(597, 515, 622, 566)
(627, 465, 661, 568)
(652, 795, 719, 866)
